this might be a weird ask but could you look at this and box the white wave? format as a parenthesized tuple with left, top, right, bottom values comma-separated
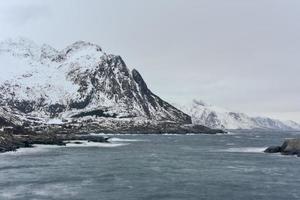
(1, 144, 63, 155)
(0, 185, 28, 199)
(89, 133, 150, 136)
(1, 140, 128, 155)
(90, 133, 209, 136)
(108, 137, 146, 142)
(162, 133, 182, 136)
(65, 140, 128, 147)
(33, 144, 63, 148)
(88, 133, 107, 136)
(226, 143, 235, 146)
(224, 131, 240, 135)
(0, 183, 78, 199)
(222, 147, 267, 153)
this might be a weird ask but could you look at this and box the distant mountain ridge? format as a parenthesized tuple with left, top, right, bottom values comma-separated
(179, 100, 300, 131)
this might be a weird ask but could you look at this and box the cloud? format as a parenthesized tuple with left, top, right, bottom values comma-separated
(0, 1, 51, 26)
(0, 0, 299, 122)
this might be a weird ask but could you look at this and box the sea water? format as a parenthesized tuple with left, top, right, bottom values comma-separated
(0, 131, 300, 200)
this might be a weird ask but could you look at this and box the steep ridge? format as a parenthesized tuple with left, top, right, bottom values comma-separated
(180, 100, 300, 131)
(0, 38, 194, 133)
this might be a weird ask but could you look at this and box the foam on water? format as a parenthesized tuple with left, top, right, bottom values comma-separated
(1, 144, 63, 155)
(108, 137, 146, 142)
(222, 147, 267, 153)
(89, 133, 107, 136)
(226, 143, 235, 146)
(223, 131, 240, 135)
(1, 140, 130, 155)
(89, 133, 149, 136)
(0, 183, 78, 199)
(65, 140, 129, 147)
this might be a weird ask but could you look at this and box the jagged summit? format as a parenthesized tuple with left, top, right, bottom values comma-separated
(0, 38, 191, 127)
(0, 38, 105, 63)
(64, 40, 103, 52)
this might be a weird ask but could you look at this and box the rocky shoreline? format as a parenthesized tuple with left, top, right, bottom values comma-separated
(0, 131, 110, 153)
(265, 138, 300, 157)
(29, 120, 226, 135)
(0, 122, 225, 153)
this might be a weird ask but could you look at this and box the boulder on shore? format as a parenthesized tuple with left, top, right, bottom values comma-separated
(281, 139, 300, 156)
(265, 138, 300, 157)
(264, 146, 281, 153)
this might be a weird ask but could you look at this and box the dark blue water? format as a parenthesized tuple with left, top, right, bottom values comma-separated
(1, 131, 300, 200)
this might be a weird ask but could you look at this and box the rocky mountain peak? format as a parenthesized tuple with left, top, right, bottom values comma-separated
(62, 40, 103, 55)
(0, 38, 191, 126)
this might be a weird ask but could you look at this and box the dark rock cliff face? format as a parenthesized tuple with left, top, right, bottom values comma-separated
(265, 139, 300, 157)
(0, 116, 13, 127)
(0, 107, 23, 127)
(0, 38, 192, 127)
(131, 69, 191, 123)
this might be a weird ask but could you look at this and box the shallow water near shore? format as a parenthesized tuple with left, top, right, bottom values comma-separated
(1, 131, 300, 200)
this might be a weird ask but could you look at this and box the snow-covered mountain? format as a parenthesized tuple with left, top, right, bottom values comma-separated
(0, 38, 191, 129)
(180, 100, 300, 131)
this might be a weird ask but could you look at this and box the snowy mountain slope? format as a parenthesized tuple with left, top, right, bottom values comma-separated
(180, 100, 300, 131)
(0, 38, 191, 126)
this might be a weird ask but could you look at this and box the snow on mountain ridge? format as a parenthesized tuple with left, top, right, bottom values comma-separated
(180, 100, 300, 131)
(0, 38, 191, 124)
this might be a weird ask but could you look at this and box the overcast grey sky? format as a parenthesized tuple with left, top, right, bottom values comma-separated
(0, 0, 300, 122)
